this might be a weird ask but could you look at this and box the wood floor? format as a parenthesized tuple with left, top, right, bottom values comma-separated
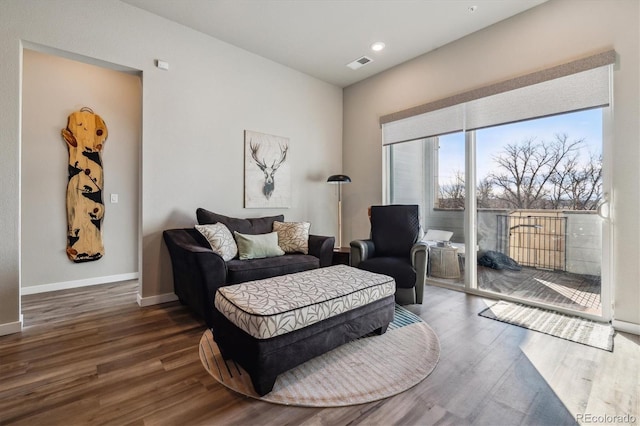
(1, 281, 637, 425)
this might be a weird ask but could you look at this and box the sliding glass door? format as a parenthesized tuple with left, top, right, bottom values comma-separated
(474, 109, 610, 318)
(382, 52, 614, 321)
(386, 133, 466, 288)
(385, 109, 611, 319)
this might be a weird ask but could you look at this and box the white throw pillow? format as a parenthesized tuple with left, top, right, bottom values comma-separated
(195, 223, 238, 261)
(273, 221, 310, 254)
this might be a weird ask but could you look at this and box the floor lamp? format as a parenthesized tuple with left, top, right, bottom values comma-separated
(327, 174, 351, 248)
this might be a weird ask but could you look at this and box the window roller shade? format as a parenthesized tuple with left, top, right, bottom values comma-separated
(381, 50, 614, 145)
(464, 66, 610, 131)
(382, 104, 463, 145)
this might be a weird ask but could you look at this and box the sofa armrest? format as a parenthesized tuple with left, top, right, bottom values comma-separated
(308, 234, 335, 267)
(163, 229, 228, 327)
(350, 239, 375, 267)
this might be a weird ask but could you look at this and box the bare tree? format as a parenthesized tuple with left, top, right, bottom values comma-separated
(488, 134, 584, 209)
(561, 152, 602, 210)
(438, 170, 465, 208)
(437, 133, 602, 211)
(476, 177, 494, 209)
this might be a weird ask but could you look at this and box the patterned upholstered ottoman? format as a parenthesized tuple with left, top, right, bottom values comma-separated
(212, 264, 396, 395)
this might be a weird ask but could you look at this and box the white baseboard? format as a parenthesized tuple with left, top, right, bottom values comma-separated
(0, 315, 23, 336)
(21, 273, 139, 295)
(136, 292, 178, 307)
(612, 319, 640, 336)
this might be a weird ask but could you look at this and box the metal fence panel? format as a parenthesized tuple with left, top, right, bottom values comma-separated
(497, 213, 567, 271)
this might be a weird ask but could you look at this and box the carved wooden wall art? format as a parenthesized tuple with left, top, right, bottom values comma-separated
(61, 107, 108, 262)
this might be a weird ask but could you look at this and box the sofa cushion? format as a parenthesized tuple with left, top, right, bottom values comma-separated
(195, 223, 238, 261)
(196, 208, 284, 235)
(234, 231, 285, 260)
(358, 256, 416, 289)
(273, 221, 310, 254)
(226, 254, 319, 284)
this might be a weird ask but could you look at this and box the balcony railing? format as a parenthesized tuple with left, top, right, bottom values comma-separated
(497, 213, 567, 271)
(426, 208, 602, 277)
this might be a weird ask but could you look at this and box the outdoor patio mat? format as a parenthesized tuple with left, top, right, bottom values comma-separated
(479, 300, 614, 351)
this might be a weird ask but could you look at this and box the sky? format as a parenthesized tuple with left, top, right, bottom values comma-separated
(437, 108, 603, 184)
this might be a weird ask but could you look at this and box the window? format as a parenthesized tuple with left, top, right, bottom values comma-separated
(383, 50, 613, 216)
(381, 50, 613, 318)
(386, 133, 466, 219)
(435, 133, 465, 209)
(387, 138, 426, 207)
(476, 109, 603, 211)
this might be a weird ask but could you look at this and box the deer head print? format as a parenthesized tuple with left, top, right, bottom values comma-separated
(249, 139, 288, 200)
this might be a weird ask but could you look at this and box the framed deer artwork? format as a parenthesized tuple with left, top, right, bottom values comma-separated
(244, 130, 291, 208)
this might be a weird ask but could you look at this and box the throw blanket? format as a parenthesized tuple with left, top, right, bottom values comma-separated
(478, 250, 522, 271)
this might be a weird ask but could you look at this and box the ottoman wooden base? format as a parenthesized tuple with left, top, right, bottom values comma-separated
(212, 295, 395, 396)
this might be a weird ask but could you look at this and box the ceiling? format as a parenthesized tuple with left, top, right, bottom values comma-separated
(121, 0, 548, 88)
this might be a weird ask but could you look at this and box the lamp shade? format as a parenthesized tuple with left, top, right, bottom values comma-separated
(327, 174, 351, 183)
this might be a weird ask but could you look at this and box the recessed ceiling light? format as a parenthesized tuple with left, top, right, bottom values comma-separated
(370, 42, 386, 52)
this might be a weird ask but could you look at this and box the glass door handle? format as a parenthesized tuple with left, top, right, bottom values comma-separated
(597, 195, 610, 220)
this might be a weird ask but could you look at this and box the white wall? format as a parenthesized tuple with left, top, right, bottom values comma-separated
(21, 49, 140, 289)
(343, 0, 639, 327)
(0, 0, 342, 333)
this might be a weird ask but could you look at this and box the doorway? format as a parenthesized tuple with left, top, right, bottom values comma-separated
(20, 47, 142, 324)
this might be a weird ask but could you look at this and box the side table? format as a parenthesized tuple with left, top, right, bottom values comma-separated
(332, 247, 350, 265)
(429, 245, 460, 279)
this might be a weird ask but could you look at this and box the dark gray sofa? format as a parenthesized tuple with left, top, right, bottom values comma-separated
(163, 209, 335, 327)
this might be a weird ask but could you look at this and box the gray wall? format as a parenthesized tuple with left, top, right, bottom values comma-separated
(343, 0, 639, 327)
(21, 49, 140, 289)
(0, 0, 342, 333)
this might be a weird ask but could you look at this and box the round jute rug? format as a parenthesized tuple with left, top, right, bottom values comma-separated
(199, 306, 440, 407)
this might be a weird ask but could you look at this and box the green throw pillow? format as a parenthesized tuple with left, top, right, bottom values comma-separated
(234, 231, 285, 260)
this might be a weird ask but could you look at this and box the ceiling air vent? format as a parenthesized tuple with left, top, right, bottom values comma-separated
(347, 56, 373, 70)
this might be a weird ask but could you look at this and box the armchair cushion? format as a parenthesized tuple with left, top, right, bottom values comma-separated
(358, 256, 417, 289)
(370, 205, 420, 257)
(197, 208, 283, 235)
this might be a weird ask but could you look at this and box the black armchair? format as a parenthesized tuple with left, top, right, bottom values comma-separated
(350, 205, 428, 305)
